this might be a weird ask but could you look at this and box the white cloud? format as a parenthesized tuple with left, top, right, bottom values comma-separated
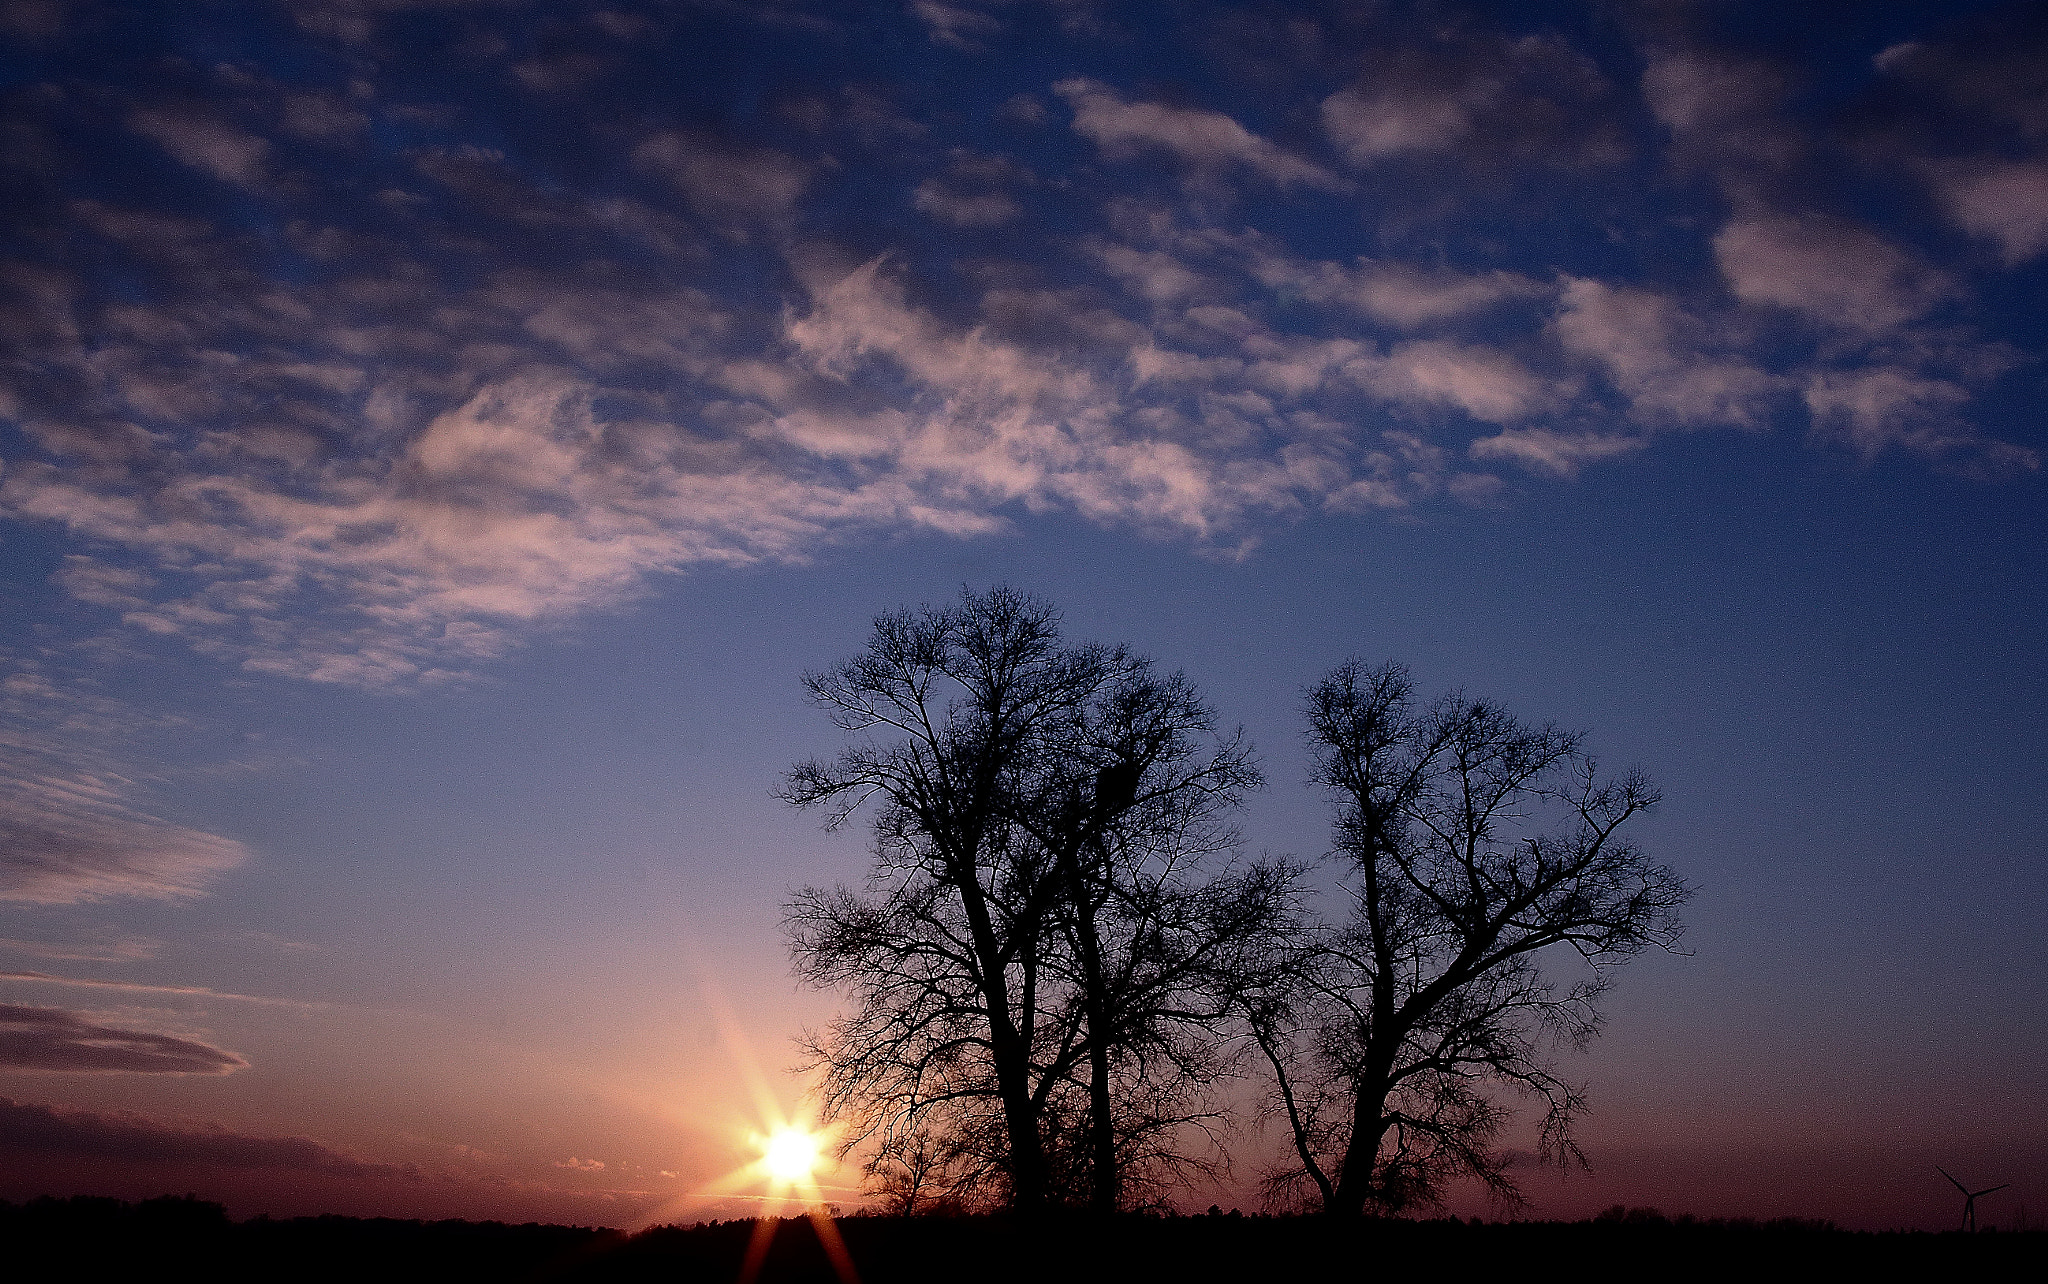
(1469, 428, 1644, 477)
(1323, 33, 1619, 170)
(1712, 215, 1954, 334)
(913, 180, 1021, 227)
(1803, 368, 1959, 455)
(1362, 340, 1550, 424)
(1321, 84, 1470, 163)
(911, 151, 1034, 228)
(1553, 278, 1779, 428)
(128, 108, 271, 189)
(632, 133, 809, 231)
(911, 0, 999, 50)
(1923, 159, 2048, 265)
(0, 774, 248, 904)
(1246, 252, 1546, 328)
(1054, 78, 1344, 191)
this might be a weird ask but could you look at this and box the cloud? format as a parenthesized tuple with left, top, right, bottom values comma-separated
(0, 1006, 246, 1074)
(1553, 278, 1780, 428)
(1362, 340, 1551, 424)
(911, 0, 999, 50)
(2, 17, 2041, 694)
(0, 971, 319, 1008)
(913, 181, 1021, 227)
(632, 133, 809, 232)
(912, 151, 1034, 228)
(0, 773, 249, 904)
(1640, 50, 1799, 181)
(1469, 428, 1646, 478)
(0, 936, 162, 964)
(1055, 78, 1344, 191)
(128, 108, 271, 190)
(1322, 32, 1621, 170)
(1713, 214, 1955, 334)
(1922, 159, 2048, 264)
(1096, 243, 1209, 305)
(1246, 252, 1547, 328)
(0, 1096, 407, 1175)
(1803, 367, 2035, 474)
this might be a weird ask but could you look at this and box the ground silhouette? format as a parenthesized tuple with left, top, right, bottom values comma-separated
(6, 1197, 2043, 1282)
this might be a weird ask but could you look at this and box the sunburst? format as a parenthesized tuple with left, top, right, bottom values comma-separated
(638, 982, 861, 1284)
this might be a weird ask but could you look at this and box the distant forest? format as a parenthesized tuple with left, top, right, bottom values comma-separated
(8, 1195, 2039, 1282)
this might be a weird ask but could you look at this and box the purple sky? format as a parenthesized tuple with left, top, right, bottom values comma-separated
(2, 0, 2044, 1230)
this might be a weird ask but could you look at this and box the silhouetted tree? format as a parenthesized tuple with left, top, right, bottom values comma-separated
(1251, 660, 1690, 1217)
(783, 587, 1288, 1214)
(1004, 660, 1280, 1211)
(862, 1126, 971, 1216)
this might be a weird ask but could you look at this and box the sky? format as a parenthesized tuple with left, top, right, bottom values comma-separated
(1, 0, 2044, 1232)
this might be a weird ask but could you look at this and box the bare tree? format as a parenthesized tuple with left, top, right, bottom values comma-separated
(783, 587, 1288, 1214)
(783, 587, 1100, 1213)
(1252, 660, 1690, 1217)
(1006, 661, 1280, 1210)
(862, 1126, 972, 1216)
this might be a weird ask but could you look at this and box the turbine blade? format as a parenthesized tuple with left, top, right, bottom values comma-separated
(1938, 1167, 1968, 1193)
(1974, 1185, 2009, 1197)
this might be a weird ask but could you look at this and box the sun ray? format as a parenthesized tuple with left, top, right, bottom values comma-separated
(634, 974, 859, 1284)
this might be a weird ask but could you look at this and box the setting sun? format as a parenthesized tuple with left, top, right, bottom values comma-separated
(761, 1127, 821, 1184)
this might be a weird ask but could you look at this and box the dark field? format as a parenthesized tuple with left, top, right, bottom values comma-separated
(7, 1197, 2040, 1282)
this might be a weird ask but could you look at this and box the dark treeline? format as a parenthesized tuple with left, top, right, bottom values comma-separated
(7, 1197, 2043, 1282)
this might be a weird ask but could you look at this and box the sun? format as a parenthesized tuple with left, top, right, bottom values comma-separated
(761, 1125, 821, 1183)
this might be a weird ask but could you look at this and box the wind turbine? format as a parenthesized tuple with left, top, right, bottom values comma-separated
(1938, 1167, 2009, 1232)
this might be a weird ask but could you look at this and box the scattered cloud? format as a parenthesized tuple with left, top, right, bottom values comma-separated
(912, 151, 1034, 228)
(1803, 367, 2036, 475)
(1365, 339, 1551, 425)
(1322, 32, 1620, 170)
(1055, 78, 1344, 192)
(0, 971, 321, 1008)
(0, 936, 163, 964)
(1922, 158, 2048, 264)
(1470, 428, 1646, 478)
(632, 133, 809, 233)
(0, 1006, 246, 1074)
(911, 0, 1000, 51)
(1712, 215, 1955, 334)
(1243, 247, 1547, 328)
(0, 773, 248, 904)
(0, 7, 2038, 690)
(1553, 278, 1780, 429)
(128, 107, 271, 190)
(0, 1096, 407, 1174)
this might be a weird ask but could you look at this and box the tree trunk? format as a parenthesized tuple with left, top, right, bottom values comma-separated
(997, 1048, 1049, 1214)
(950, 831, 1050, 1216)
(1056, 832, 1118, 1213)
(1328, 1082, 1392, 1216)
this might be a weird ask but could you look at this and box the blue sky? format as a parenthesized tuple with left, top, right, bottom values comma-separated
(1, 0, 2044, 1229)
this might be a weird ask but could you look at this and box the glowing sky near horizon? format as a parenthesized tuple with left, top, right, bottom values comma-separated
(1, 0, 2044, 1232)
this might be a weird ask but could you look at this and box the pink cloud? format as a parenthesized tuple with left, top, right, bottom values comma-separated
(1923, 158, 2048, 264)
(0, 1007, 246, 1074)
(1712, 215, 1954, 334)
(128, 108, 271, 190)
(0, 772, 248, 904)
(1055, 78, 1343, 192)
(1553, 278, 1780, 428)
